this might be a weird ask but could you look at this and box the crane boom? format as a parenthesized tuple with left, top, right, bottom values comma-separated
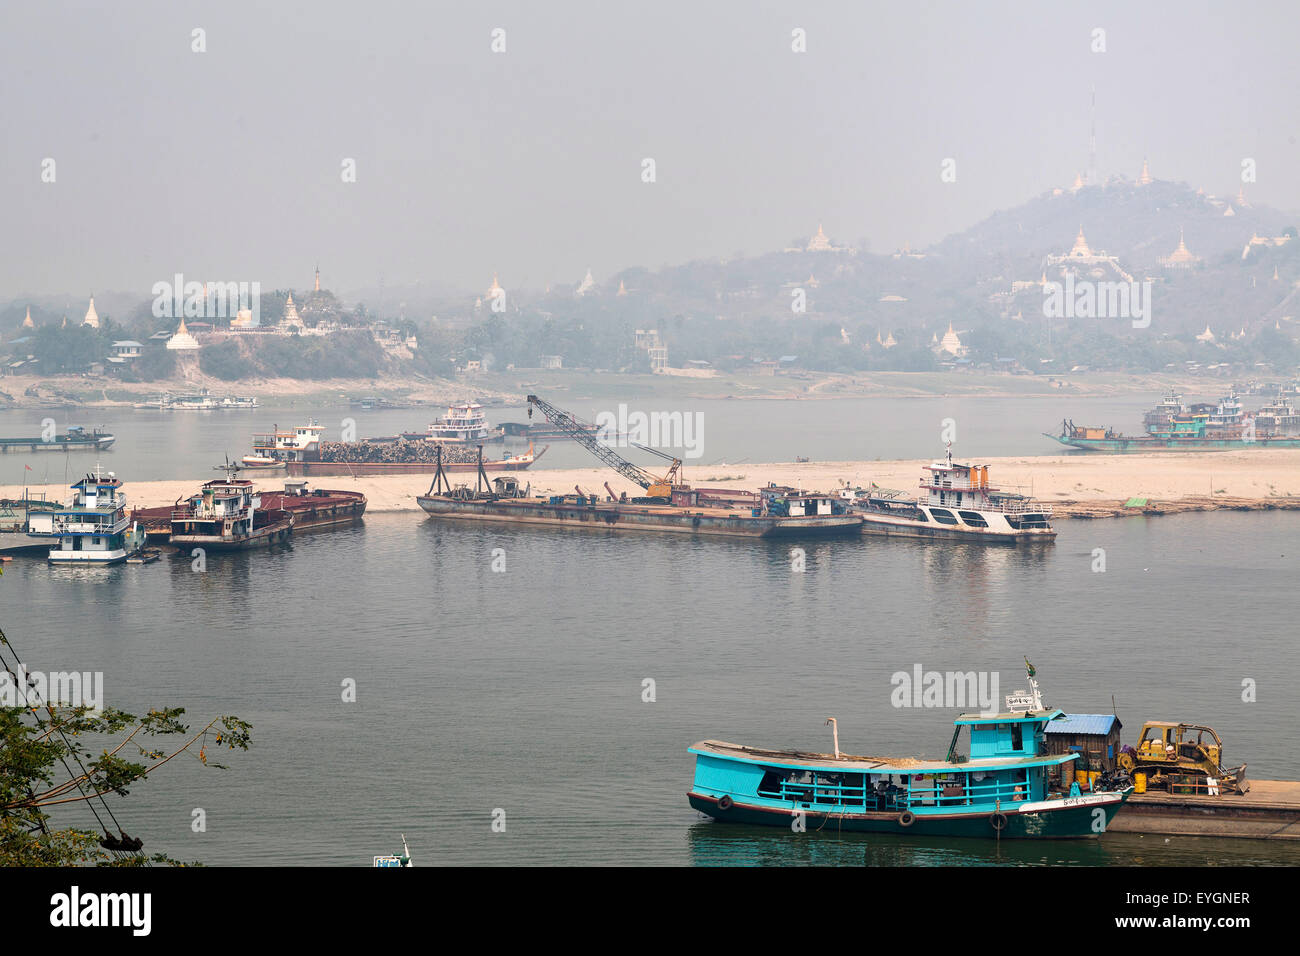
(526, 394, 681, 497)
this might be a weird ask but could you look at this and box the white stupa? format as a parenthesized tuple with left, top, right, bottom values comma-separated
(165, 317, 200, 350)
(83, 295, 99, 328)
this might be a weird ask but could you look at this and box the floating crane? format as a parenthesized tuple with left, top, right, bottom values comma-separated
(526, 394, 683, 500)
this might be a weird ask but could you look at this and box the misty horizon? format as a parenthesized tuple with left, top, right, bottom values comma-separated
(4, 1, 1299, 302)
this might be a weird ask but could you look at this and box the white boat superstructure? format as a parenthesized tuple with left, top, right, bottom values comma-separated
(245, 421, 324, 467)
(28, 468, 144, 564)
(426, 403, 492, 442)
(850, 451, 1054, 542)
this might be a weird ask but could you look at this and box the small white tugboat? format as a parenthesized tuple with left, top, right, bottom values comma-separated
(849, 447, 1054, 543)
(28, 467, 145, 565)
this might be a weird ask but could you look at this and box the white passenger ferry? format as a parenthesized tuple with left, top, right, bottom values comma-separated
(28, 468, 145, 565)
(406, 403, 502, 443)
(849, 451, 1054, 543)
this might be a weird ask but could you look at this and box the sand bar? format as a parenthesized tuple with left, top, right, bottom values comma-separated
(5, 451, 1300, 520)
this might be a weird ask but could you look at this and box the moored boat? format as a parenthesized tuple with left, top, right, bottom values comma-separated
(849, 451, 1054, 543)
(1048, 391, 1300, 451)
(0, 496, 60, 553)
(0, 425, 115, 453)
(168, 476, 293, 551)
(26, 468, 145, 565)
(688, 691, 1130, 838)
(133, 478, 364, 541)
(402, 402, 505, 443)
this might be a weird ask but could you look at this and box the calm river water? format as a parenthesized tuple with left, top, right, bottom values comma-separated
(4, 507, 1297, 866)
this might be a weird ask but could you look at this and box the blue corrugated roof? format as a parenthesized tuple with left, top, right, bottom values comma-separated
(1043, 713, 1118, 736)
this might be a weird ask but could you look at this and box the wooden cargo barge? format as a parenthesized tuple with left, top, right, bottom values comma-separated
(418, 484, 863, 539)
(1108, 779, 1300, 840)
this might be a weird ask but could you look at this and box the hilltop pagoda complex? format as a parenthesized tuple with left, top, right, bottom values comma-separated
(1045, 227, 1134, 283)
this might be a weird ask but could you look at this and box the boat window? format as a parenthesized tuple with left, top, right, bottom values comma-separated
(758, 769, 784, 796)
(1011, 723, 1023, 750)
(957, 510, 988, 527)
(929, 508, 959, 525)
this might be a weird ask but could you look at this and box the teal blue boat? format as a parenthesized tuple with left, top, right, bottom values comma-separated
(688, 708, 1131, 839)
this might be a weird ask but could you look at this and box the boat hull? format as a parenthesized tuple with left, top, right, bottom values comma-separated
(285, 457, 536, 476)
(417, 495, 864, 538)
(258, 492, 367, 531)
(1045, 432, 1300, 453)
(688, 790, 1127, 838)
(858, 513, 1056, 543)
(0, 436, 114, 453)
(170, 519, 293, 551)
(47, 550, 130, 566)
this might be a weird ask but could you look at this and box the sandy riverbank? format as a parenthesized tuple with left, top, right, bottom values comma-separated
(6, 451, 1299, 520)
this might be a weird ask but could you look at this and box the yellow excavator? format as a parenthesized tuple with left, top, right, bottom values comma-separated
(1118, 721, 1248, 794)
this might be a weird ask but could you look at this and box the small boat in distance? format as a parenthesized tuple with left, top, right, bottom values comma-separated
(848, 450, 1054, 543)
(0, 425, 115, 454)
(134, 388, 258, 411)
(1048, 391, 1300, 451)
(26, 467, 145, 565)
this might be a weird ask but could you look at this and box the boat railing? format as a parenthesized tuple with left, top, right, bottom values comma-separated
(986, 498, 1053, 516)
(923, 478, 980, 492)
(905, 776, 1028, 808)
(758, 776, 908, 812)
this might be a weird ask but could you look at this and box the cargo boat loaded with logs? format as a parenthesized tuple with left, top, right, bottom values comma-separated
(416, 395, 863, 539)
(238, 420, 544, 476)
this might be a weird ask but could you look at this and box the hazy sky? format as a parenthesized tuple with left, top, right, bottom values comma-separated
(3, 1, 1298, 298)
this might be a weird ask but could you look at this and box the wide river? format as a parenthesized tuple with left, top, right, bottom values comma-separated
(3, 511, 1297, 865)
(3, 393, 1297, 865)
(0, 392, 1217, 485)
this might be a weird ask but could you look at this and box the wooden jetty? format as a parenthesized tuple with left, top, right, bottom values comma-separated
(1108, 779, 1300, 840)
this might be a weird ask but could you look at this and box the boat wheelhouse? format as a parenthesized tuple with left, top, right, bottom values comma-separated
(851, 452, 1054, 542)
(169, 476, 293, 550)
(244, 421, 324, 468)
(27, 469, 144, 565)
(688, 707, 1130, 838)
(1254, 399, 1300, 438)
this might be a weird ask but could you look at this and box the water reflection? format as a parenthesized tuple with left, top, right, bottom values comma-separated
(685, 820, 1300, 867)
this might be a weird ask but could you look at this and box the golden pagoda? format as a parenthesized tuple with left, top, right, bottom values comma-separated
(487, 273, 504, 299)
(22, 306, 34, 329)
(1137, 158, 1152, 186)
(617, 280, 628, 296)
(807, 224, 833, 252)
(1159, 229, 1200, 269)
(1069, 226, 1093, 258)
(314, 264, 321, 292)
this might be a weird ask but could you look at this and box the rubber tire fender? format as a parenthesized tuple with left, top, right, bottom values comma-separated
(897, 810, 915, 827)
(990, 811, 1008, 831)
(716, 794, 733, 811)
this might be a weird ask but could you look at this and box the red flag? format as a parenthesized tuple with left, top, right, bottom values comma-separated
(24, 464, 32, 471)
